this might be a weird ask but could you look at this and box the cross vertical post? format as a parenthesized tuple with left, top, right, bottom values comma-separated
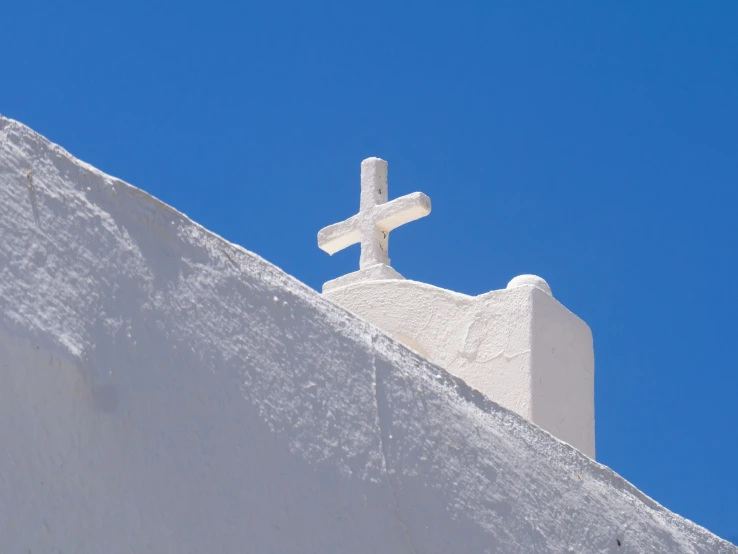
(359, 158, 390, 268)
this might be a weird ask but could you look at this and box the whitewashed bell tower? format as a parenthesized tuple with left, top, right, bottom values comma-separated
(318, 157, 596, 458)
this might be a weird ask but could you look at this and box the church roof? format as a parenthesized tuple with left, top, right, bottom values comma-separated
(0, 115, 733, 552)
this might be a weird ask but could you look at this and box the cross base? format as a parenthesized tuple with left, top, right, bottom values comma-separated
(322, 263, 404, 293)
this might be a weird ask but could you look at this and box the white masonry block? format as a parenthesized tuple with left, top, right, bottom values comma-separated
(323, 276, 595, 458)
(318, 158, 595, 457)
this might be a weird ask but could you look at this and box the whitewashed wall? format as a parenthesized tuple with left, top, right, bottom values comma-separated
(324, 277, 596, 458)
(0, 116, 733, 553)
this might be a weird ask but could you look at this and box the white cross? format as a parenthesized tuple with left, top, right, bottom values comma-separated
(318, 157, 431, 269)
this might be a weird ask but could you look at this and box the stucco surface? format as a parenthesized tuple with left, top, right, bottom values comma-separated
(0, 115, 733, 553)
(324, 279, 595, 457)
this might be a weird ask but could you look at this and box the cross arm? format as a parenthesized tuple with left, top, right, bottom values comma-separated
(375, 192, 432, 232)
(317, 215, 361, 255)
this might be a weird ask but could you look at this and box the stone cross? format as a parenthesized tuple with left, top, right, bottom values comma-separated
(318, 157, 431, 270)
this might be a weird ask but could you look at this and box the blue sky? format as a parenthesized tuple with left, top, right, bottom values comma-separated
(3, 0, 737, 543)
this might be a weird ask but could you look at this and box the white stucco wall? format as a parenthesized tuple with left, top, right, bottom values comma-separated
(323, 277, 595, 458)
(0, 115, 734, 553)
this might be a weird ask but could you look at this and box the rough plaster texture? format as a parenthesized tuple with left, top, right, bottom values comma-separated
(324, 278, 596, 458)
(0, 115, 734, 553)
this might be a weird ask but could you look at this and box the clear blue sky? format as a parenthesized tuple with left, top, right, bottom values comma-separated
(3, 0, 736, 543)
